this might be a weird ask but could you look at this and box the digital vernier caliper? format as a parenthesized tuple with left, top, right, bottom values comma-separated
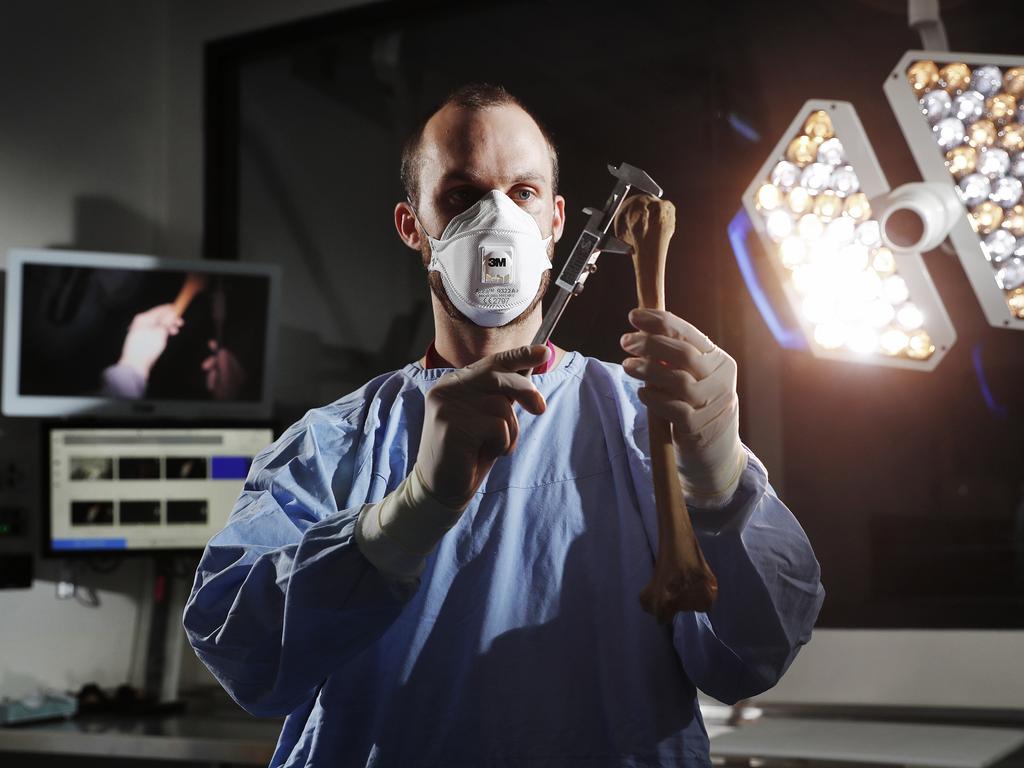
(531, 162, 663, 347)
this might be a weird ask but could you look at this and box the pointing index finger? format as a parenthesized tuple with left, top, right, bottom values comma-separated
(460, 348, 549, 415)
(488, 344, 552, 373)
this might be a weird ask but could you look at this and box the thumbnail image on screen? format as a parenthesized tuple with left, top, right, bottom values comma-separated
(20, 264, 269, 403)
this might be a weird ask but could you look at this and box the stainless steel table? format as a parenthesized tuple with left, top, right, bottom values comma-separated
(710, 717, 1024, 768)
(0, 692, 280, 767)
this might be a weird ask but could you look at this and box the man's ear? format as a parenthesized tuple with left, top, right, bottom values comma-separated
(394, 201, 423, 251)
(552, 195, 567, 243)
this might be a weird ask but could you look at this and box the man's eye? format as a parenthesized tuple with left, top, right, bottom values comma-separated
(449, 188, 481, 206)
(512, 189, 536, 202)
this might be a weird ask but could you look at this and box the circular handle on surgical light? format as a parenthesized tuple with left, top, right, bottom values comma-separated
(875, 182, 961, 253)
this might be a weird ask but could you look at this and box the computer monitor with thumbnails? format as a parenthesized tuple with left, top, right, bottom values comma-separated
(45, 423, 275, 554)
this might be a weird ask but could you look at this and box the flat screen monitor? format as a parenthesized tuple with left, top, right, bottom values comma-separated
(3, 249, 280, 419)
(45, 424, 275, 554)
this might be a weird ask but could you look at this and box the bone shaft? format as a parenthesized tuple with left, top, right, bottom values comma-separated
(173, 273, 208, 317)
(637, 279, 686, 556)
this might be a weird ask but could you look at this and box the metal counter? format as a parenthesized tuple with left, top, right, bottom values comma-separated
(0, 691, 279, 766)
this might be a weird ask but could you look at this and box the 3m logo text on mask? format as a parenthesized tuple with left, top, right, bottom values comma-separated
(481, 245, 513, 285)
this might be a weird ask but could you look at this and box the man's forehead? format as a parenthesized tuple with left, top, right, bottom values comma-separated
(420, 103, 553, 187)
(437, 167, 548, 188)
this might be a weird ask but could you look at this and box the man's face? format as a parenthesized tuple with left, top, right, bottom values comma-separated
(396, 103, 566, 326)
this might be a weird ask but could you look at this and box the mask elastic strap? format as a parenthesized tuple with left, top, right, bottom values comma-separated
(406, 197, 438, 242)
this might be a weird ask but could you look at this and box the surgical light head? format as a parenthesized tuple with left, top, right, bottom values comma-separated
(885, 51, 1024, 329)
(740, 100, 956, 371)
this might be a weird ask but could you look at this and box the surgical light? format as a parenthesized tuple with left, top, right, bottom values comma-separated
(787, 186, 814, 214)
(741, 100, 955, 370)
(972, 65, 1003, 97)
(766, 209, 793, 241)
(779, 237, 807, 269)
(991, 177, 1022, 207)
(1005, 68, 1024, 97)
(952, 92, 984, 124)
(967, 119, 997, 148)
(855, 220, 883, 248)
(756, 182, 783, 211)
(787, 136, 818, 166)
(801, 163, 833, 194)
(1004, 205, 1024, 236)
(1004, 267, 1024, 292)
(939, 62, 971, 93)
(1012, 152, 1024, 178)
(946, 145, 977, 177)
(844, 192, 872, 222)
(934, 117, 965, 150)
(886, 51, 1024, 326)
(831, 167, 860, 197)
(984, 229, 1017, 263)
(872, 247, 897, 276)
(824, 215, 856, 246)
(1001, 125, 1024, 152)
(771, 161, 801, 190)
(897, 302, 925, 330)
(972, 201, 1004, 233)
(814, 191, 843, 221)
(908, 60, 939, 94)
(978, 147, 1011, 177)
(880, 327, 911, 355)
(907, 330, 936, 359)
(921, 90, 951, 123)
(798, 212, 825, 240)
(803, 110, 834, 140)
(817, 137, 846, 166)
(959, 173, 991, 206)
(986, 93, 1017, 124)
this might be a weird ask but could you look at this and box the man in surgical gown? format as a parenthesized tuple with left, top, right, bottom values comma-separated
(184, 84, 825, 768)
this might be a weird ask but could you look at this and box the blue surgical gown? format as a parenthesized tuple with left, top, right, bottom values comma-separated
(184, 352, 824, 767)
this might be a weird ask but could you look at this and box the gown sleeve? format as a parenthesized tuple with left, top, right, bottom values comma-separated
(669, 447, 825, 705)
(182, 407, 413, 717)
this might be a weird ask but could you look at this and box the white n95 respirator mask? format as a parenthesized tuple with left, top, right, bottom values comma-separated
(424, 190, 553, 327)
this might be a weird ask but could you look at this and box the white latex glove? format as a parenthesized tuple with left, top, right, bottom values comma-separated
(118, 304, 184, 379)
(620, 308, 747, 508)
(416, 343, 550, 509)
(356, 344, 551, 580)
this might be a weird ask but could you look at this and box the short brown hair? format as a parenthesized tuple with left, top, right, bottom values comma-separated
(399, 83, 559, 207)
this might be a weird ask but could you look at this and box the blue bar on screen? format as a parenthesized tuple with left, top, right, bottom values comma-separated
(211, 456, 253, 480)
(53, 538, 127, 551)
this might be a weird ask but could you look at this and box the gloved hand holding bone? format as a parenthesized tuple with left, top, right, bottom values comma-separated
(621, 310, 747, 507)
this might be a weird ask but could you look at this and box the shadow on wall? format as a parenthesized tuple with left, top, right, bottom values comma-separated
(274, 298, 431, 427)
(49, 196, 163, 256)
